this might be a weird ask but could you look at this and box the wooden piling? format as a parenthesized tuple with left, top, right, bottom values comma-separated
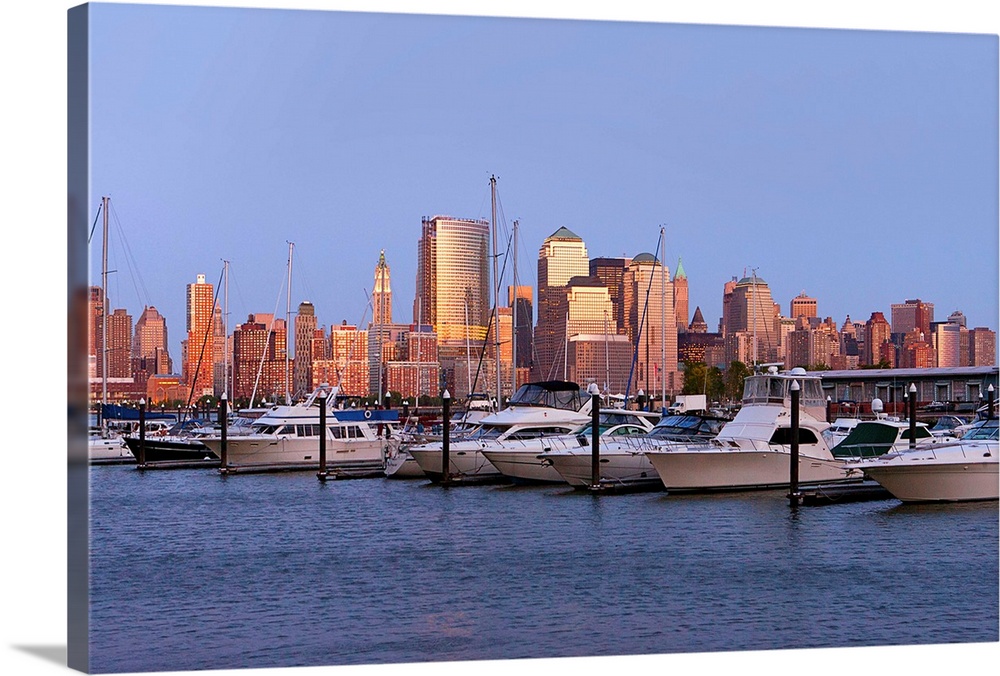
(589, 386, 601, 489)
(137, 398, 147, 467)
(318, 389, 328, 481)
(219, 393, 228, 469)
(441, 390, 451, 485)
(908, 383, 917, 450)
(788, 380, 800, 507)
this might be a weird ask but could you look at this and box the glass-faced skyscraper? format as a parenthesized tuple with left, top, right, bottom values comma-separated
(414, 215, 491, 392)
(533, 227, 589, 381)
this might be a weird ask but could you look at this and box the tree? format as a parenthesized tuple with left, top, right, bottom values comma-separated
(681, 361, 725, 402)
(724, 361, 752, 403)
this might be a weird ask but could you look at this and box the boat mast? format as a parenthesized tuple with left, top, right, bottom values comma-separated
(101, 195, 110, 418)
(490, 175, 501, 406)
(660, 226, 666, 411)
(285, 241, 294, 405)
(223, 259, 230, 401)
(376, 250, 385, 408)
(752, 268, 758, 369)
(511, 218, 518, 395)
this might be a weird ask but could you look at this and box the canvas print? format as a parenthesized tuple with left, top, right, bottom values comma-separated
(66, 2, 998, 675)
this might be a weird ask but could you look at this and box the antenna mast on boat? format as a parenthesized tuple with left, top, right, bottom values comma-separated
(490, 174, 502, 407)
(285, 241, 294, 405)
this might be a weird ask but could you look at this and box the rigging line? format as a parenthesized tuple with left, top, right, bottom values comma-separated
(184, 264, 226, 411)
(624, 228, 665, 400)
(249, 264, 289, 409)
(108, 198, 152, 309)
(87, 201, 103, 246)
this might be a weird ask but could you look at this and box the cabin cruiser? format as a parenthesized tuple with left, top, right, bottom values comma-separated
(200, 385, 399, 473)
(540, 410, 728, 490)
(830, 417, 956, 461)
(481, 407, 661, 483)
(643, 367, 862, 492)
(89, 417, 173, 463)
(859, 418, 998, 503)
(406, 381, 592, 483)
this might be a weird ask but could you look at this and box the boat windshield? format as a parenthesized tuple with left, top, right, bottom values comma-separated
(742, 375, 825, 408)
(961, 418, 999, 441)
(648, 414, 725, 440)
(507, 382, 585, 411)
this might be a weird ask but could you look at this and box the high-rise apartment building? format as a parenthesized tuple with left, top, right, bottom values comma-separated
(567, 334, 633, 394)
(88, 286, 105, 381)
(933, 321, 962, 368)
(293, 301, 318, 397)
(325, 321, 369, 396)
(508, 285, 533, 371)
(133, 306, 172, 376)
(107, 308, 133, 379)
(543, 276, 616, 381)
(414, 215, 491, 393)
(184, 273, 216, 399)
(534, 227, 590, 381)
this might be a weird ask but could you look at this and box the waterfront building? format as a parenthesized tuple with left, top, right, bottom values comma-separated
(231, 314, 287, 404)
(567, 333, 633, 394)
(324, 321, 369, 396)
(790, 291, 817, 320)
(623, 253, 679, 398)
(533, 227, 591, 382)
(891, 299, 934, 337)
(817, 365, 997, 412)
(184, 274, 215, 400)
(673, 258, 689, 332)
(414, 215, 491, 394)
(969, 327, 996, 367)
(133, 306, 172, 376)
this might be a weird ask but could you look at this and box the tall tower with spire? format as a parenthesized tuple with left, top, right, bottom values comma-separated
(674, 257, 689, 333)
(372, 250, 392, 327)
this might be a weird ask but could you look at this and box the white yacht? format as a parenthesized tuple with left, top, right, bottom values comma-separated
(860, 418, 998, 503)
(406, 381, 592, 483)
(830, 417, 956, 461)
(89, 417, 173, 463)
(200, 386, 400, 473)
(540, 410, 728, 490)
(643, 367, 862, 492)
(481, 408, 661, 483)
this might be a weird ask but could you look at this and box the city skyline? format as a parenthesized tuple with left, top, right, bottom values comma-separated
(85, 3, 998, 369)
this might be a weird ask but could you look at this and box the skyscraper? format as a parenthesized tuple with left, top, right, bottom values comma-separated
(133, 306, 172, 376)
(790, 291, 817, 320)
(864, 311, 892, 366)
(185, 273, 216, 399)
(107, 308, 133, 379)
(372, 250, 392, 327)
(969, 327, 997, 366)
(533, 227, 590, 381)
(723, 274, 779, 365)
(891, 299, 934, 336)
(414, 215, 491, 393)
(508, 285, 533, 371)
(623, 253, 679, 397)
(293, 301, 318, 397)
(673, 258, 689, 333)
(589, 256, 630, 333)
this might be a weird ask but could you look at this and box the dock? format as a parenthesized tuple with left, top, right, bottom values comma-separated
(136, 459, 220, 471)
(800, 481, 893, 506)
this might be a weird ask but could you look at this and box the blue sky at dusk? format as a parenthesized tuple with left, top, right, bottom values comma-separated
(85, 2, 998, 362)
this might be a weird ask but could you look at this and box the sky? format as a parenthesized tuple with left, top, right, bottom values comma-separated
(82, 1, 998, 364)
(3, 3, 1000, 676)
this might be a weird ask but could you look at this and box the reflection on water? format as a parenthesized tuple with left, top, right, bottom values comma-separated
(87, 465, 998, 673)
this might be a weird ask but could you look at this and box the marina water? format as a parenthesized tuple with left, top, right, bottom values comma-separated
(88, 465, 998, 673)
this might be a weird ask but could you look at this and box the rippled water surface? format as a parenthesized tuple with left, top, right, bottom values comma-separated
(87, 465, 999, 673)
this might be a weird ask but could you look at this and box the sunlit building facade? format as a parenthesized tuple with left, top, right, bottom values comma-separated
(534, 227, 590, 381)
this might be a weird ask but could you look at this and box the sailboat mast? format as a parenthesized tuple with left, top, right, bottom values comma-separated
(660, 226, 666, 411)
(490, 175, 501, 406)
(511, 219, 518, 395)
(101, 195, 109, 412)
(223, 259, 230, 401)
(286, 242, 294, 404)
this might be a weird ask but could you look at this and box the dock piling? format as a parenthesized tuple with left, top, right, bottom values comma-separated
(588, 383, 601, 489)
(788, 380, 800, 507)
(441, 389, 451, 485)
(220, 393, 228, 469)
(138, 398, 147, 467)
(908, 383, 917, 450)
(318, 389, 328, 481)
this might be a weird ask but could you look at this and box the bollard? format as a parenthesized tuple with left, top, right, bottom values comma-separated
(318, 389, 328, 480)
(826, 395, 832, 424)
(441, 390, 451, 485)
(908, 383, 917, 450)
(219, 393, 228, 469)
(138, 398, 147, 467)
(788, 380, 800, 507)
(988, 385, 995, 421)
(589, 384, 601, 489)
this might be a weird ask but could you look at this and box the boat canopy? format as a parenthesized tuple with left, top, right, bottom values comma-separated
(507, 381, 586, 411)
(742, 373, 825, 409)
(831, 421, 931, 459)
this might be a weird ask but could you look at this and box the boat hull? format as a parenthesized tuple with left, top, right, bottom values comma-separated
(202, 435, 388, 472)
(89, 437, 135, 463)
(123, 436, 218, 463)
(384, 451, 425, 479)
(543, 449, 662, 489)
(863, 462, 999, 503)
(479, 448, 568, 484)
(645, 448, 858, 491)
(407, 443, 505, 483)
